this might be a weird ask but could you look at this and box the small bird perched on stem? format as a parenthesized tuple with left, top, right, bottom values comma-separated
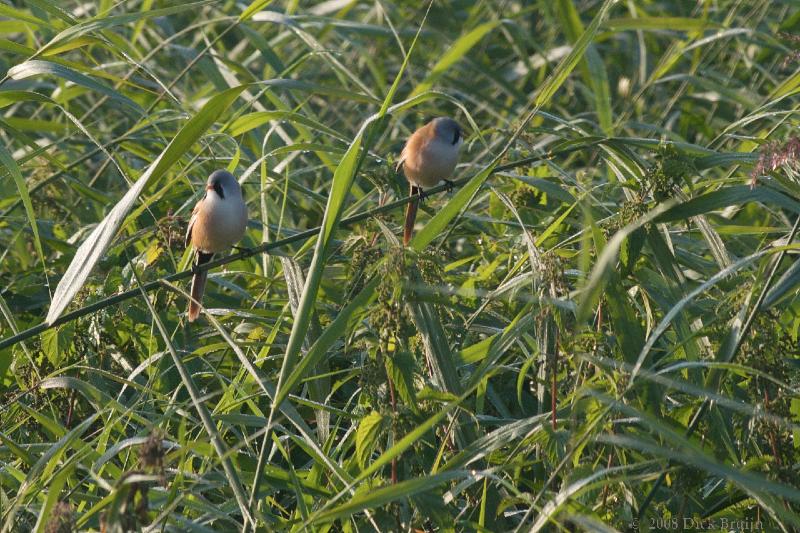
(397, 117, 463, 246)
(185, 170, 248, 322)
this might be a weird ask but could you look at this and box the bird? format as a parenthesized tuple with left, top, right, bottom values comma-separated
(397, 117, 463, 246)
(185, 170, 248, 322)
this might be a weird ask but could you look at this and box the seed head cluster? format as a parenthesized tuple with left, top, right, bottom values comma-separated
(750, 136, 800, 187)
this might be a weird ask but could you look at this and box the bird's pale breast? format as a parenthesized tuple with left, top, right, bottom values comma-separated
(403, 136, 459, 188)
(191, 193, 247, 253)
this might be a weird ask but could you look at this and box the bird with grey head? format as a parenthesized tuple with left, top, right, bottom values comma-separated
(184, 170, 248, 322)
(396, 117, 463, 246)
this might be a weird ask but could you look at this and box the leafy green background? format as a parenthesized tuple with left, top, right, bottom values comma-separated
(1, 0, 800, 531)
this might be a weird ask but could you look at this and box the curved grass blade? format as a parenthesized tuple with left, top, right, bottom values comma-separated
(39, 1, 214, 55)
(310, 471, 469, 525)
(654, 185, 800, 221)
(8, 60, 142, 114)
(45, 85, 246, 324)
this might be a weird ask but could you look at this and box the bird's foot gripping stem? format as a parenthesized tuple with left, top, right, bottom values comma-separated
(443, 179, 454, 193)
(412, 186, 428, 202)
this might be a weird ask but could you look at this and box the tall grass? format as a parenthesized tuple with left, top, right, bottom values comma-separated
(1, 0, 800, 531)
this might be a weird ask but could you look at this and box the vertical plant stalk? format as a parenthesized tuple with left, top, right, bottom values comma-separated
(601, 450, 613, 506)
(387, 365, 398, 484)
(551, 331, 559, 430)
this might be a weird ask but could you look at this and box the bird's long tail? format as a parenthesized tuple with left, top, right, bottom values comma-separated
(403, 185, 420, 246)
(188, 251, 214, 322)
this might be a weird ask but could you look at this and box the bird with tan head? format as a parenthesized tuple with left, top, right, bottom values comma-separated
(185, 170, 248, 322)
(397, 117, 463, 246)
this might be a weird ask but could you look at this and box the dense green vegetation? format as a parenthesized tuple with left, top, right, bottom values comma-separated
(2, 0, 800, 530)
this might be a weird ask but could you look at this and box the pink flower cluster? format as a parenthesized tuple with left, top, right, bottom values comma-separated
(751, 137, 800, 188)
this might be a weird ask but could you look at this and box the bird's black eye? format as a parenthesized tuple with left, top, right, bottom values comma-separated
(213, 182, 225, 199)
(452, 128, 460, 145)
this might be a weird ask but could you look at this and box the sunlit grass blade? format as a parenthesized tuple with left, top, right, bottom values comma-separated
(45, 85, 246, 324)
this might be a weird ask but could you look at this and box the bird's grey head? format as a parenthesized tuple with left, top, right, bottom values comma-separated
(206, 170, 240, 200)
(432, 117, 462, 146)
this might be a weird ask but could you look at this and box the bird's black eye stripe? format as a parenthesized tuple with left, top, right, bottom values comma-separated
(213, 182, 225, 199)
(452, 128, 460, 145)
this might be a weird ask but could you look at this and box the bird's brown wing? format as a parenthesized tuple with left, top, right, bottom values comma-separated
(399, 124, 436, 245)
(397, 123, 434, 182)
(395, 146, 407, 173)
(185, 199, 203, 248)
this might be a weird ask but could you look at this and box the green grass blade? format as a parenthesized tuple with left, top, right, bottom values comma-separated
(409, 21, 501, 98)
(0, 143, 45, 271)
(310, 471, 469, 525)
(45, 85, 246, 324)
(8, 60, 142, 114)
